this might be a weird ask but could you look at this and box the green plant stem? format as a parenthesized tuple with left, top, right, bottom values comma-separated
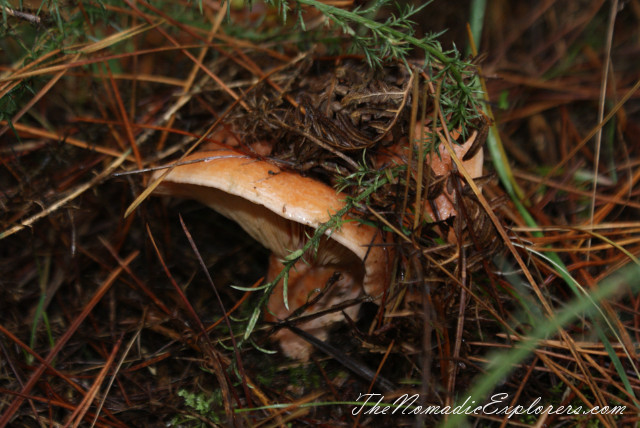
(272, 0, 473, 103)
(300, 0, 449, 65)
(467, 0, 486, 57)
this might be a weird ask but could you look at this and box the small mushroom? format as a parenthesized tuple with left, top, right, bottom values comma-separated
(376, 122, 485, 224)
(421, 124, 484, 221)
(151, 143, 390, 360)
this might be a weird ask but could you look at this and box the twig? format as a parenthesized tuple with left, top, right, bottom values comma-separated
(0, 149, 130, 240)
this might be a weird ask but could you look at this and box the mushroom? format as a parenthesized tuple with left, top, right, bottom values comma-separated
(151, 143, 390, 360)
(376, 122, 485, 225)
(151, 123, 484, 360)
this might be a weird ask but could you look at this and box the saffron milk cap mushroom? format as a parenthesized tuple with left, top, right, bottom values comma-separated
(422, 123, 484, 221)
(376, 122, 485, 224)
(151, 143, 390, 360)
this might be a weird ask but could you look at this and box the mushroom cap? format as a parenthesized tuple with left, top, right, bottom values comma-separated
(151, 145, 390, 298)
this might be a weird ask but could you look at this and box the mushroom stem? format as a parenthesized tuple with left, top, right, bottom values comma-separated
(265, 255, 363, 360)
